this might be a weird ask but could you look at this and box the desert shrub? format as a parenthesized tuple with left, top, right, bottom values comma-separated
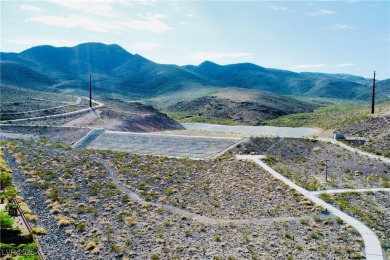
(57, 216, 74, 226)
(151, 254, 160, 260)
(76, 221, 86, 232)
(25, 214, 38, 222)
(32, 227, 46, 235)
(86, 242, 97, 250)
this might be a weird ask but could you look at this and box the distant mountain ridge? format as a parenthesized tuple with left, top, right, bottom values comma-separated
(1, 42, 388, 100)
(183, 61, 387, 99)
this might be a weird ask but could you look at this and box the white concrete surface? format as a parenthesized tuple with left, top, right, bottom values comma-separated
(311, 188, 390, 196)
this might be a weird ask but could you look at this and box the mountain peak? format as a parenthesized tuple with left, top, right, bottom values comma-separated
(199, 60, 220, 67)
(73, 42, 130, 54)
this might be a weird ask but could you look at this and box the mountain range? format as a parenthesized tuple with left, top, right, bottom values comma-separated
(1, 42, 389, 100)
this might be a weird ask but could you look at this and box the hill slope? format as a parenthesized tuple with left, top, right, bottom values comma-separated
(1, 42, 389, 100)
(1, 43, 218, 98)
(166, 88, 320, 125)
(183, 61, 389, 99)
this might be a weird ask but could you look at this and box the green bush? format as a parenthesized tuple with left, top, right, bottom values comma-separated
(0, 172, 12, 189)
(0, 211, 14, 229)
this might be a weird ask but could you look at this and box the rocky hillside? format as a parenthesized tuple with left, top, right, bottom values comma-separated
(60, 98, 184, 132)
(338, 114, 390, 157)
(167, 89, 319, 125)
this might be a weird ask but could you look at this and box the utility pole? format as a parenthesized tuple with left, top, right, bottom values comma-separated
(89, 74, 92, 108)
(325, 160, 329, 182)
(371, 71, 376, 114)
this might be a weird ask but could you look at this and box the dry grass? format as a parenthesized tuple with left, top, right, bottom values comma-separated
(32, 227, 47, 235)
(57, 216, 75, 226)
(19, 202, 32, 214)
(25, 214, 38, 222)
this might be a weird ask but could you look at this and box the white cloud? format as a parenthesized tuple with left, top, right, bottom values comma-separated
(308, 10, 335, 16)
(270, 6, 288, 11)
(336, 63, 356, 67)
(20, 4, 45, 12)
(334, 24, 353, 30)
(138, 0, 158, 7)
(50, 0, 118, 17)
(189, 52, 252, 62)
(128, 42, 161, 51)
(120, 14, 170, 34)
(291, 64, 327, 69)
(28, 15, 120, 32)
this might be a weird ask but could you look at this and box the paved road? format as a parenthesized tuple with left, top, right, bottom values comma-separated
(182, 123, 319, 138)
(237, 155, 385, 260)
(97, 158, 309, 225)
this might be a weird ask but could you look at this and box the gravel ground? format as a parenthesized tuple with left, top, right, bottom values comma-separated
(102, 151, 317, 220)
(2, 139, 366, 259)
(338, 115, 390, 158)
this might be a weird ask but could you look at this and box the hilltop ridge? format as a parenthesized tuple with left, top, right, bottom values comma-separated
(2, 42, 389, 100)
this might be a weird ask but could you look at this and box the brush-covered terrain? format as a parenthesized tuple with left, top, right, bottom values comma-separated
(266, 100, 390, 157)
(1, 138, 367, 259)
(103, 150, 315, 220)
(338, 114, 390, 157)
(1, 41, 389, 260)
(241, 138, 390, 190)
(166, 89, 321, 126)
(320, 192, 390, 254)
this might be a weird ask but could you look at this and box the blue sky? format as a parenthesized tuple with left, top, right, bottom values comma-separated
(1, 0, 389, 79)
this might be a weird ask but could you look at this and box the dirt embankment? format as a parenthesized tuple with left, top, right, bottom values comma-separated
(61, 100, 184, 132)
